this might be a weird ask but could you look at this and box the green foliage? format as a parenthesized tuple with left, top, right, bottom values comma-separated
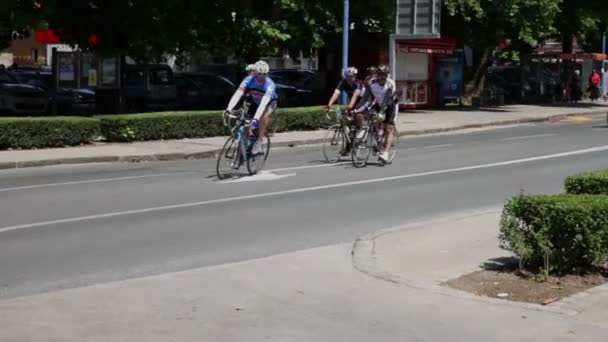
(98, 106, 333, 142)
(499, 193, 608, 274)
(0, 117, 99, 149)
(97, 111, 225, 142)
(565, 170, 608, 195)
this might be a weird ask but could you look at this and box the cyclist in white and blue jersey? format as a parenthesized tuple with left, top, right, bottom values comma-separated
(225, 60, 278, 155)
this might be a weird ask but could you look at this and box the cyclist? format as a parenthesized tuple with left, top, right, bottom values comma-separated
(325, 67, 364, 112)
(225, 60, 278, 155)
(353, 64, 398, 163)
(324, 67, 363, 154)
(364, 66, 377, 86)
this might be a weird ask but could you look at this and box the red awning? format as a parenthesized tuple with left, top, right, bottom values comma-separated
(397, 37, 457, 55)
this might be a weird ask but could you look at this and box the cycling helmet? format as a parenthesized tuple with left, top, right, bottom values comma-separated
(343, 66, 358, 78)
(245, 64, 256, 72)
(366, 66, 377, 75)
(377, 64, 389, 75)
(254, 60, 270, 74)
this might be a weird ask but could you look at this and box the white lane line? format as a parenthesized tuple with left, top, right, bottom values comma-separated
(266, 162, 350, 173)
(0, 172, 196, 193)
(219, 172, 297, 183)
(502, 133, 557, 141)
(423, 144, 452, 149)
(2, 145, 608, 234)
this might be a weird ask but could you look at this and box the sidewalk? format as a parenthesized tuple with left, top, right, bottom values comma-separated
(1, 210, 607, 341)
(352, 209, 608, 318)
(1, 104, 607, 170)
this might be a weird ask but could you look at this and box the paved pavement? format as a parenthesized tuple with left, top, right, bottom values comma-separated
(2, 113, 608, 340)
(1, 227, 607, 341)
(1, 104, 607, 169)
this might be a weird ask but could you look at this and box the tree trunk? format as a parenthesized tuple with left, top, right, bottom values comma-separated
(561, 34, 573, 53)
(465, 47, 493, 97)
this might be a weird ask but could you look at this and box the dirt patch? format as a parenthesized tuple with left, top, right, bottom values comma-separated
(443, 260, 608, 305)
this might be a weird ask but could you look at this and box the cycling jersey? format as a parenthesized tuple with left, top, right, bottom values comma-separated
(335, 79, 363, 98)
(238, 75, 278, 105)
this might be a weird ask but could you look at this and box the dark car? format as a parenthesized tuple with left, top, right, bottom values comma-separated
(10, 70, 96, 115)
(177, 72, 236, 110)
(268, 69, 323, 106)
(0, 69, 48, 115)
(123, 64, 179, 112)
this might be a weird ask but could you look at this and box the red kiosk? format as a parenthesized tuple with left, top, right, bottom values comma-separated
(389, 0, 462, 109)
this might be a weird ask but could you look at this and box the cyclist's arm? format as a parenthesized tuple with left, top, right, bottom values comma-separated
(327, 90, 341, 107)
(327, 80, 344, 107)
(355, 87, 372, 113)
(226, 76, 252, 111)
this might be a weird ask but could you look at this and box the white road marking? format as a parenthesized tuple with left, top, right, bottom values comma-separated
(2, 145, 608, 234)
(266, 162, 350, 173)
(0, 172, 196, 193)
(502, 133, 557, 141)
(219, 172, 296, 183)
(423, 144, 452, 149)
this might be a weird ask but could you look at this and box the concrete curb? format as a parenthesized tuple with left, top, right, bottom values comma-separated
(350, 208, 590, 316)
(0, 111, 605, 170)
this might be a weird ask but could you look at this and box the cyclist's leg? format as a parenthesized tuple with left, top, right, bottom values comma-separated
(254, 100, 277, 150)
(382, 104, 396, 154)
(245, 99, 257, 139)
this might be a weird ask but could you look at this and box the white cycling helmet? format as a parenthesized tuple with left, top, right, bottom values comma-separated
(344, 66, 358, 78)
(254, 60, 270, 74)
(245, 64, 256, 72)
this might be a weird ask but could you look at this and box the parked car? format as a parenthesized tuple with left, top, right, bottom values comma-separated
(268, 69, 324, 105)
(175, 72, 235, 110)
(123, 64, 178, 112)
(10, 69, 96, 115)
(0, 69, 48, 115)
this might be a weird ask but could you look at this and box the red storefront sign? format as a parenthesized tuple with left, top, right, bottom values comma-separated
(35, 29, 98, 44)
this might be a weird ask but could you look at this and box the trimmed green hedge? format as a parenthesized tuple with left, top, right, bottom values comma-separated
(0, 106, 336, 148)
(565, 169, 608, 195)
(97, 106, 334, 142)
(499, 193, 608, 274)
(0, 117, 100, 149)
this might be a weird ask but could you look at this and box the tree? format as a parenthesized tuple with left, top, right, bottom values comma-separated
(553, 0, 608, 52)
(0, 0, 44, 51)
(442, 0, 561, 96)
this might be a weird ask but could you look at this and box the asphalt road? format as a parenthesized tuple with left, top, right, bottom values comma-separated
(1, 116, 608, 299)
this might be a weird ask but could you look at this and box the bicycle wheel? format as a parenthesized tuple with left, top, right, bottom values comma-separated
(247, 132, 270, 175)
(216, 136, 242, 180)
(322, 124, 348, 163)
(351, 128, 373, 168)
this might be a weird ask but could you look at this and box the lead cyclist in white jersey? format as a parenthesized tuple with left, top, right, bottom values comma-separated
(354, 64, 398, 163)
(225, 60, 278, 155)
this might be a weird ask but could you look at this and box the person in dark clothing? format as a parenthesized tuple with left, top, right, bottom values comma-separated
(570, 70, 582, 104)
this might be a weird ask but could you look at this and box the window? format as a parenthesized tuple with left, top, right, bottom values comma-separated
(151, 69, 172, 85)
(126, 70, 145, 87)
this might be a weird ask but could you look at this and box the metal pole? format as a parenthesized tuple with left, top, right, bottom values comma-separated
(341, 0, 349, 104)
(602, 31, 606, 54)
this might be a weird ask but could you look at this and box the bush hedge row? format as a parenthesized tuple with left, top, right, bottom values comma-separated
(499, 193, 608, 274)
(500, 169, 608, 275)
(98, 106, 334, 142)
(0, 117, 100, 149)
(565, 169, 608, 195)
(0, 106, 336, 148)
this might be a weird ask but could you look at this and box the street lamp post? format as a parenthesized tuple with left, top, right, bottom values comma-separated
(341, 0, 349, 104)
